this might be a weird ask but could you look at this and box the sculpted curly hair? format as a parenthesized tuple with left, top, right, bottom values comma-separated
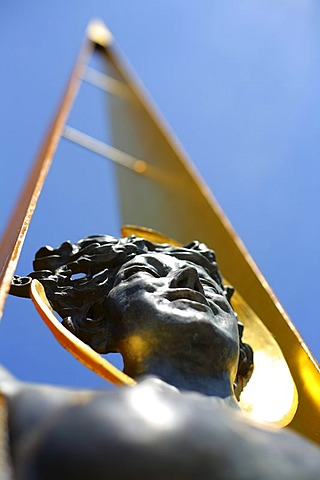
(11, 234, 253, 398)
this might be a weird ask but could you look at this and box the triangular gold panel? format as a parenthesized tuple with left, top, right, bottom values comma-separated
(0, 20, 318, 444)
(92, 24, 320, 442)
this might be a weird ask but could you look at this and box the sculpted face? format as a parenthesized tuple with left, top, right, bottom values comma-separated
(11, 234, 247, 385)
(106, 252, 240, 379)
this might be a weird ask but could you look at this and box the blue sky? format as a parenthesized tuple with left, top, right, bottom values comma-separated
(0, 1, 319, 389)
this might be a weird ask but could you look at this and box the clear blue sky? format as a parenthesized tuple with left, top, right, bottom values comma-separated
(0, 1, 319, 390)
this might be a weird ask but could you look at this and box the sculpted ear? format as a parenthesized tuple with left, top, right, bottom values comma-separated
(61, 307, 116, 355)
(234, 342, 254, 401)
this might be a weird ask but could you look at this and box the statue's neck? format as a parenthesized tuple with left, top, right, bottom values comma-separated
(123, 355, 239, 410)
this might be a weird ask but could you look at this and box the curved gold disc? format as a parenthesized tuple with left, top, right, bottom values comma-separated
(233, 290, 298, 426)
(30, 279, 136, 388)
(122, 225, 181, 246)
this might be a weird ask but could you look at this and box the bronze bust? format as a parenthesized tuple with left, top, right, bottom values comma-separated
(4, 234, 320, 479)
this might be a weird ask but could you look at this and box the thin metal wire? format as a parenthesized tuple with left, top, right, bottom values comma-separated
(62, 125, 147, 174)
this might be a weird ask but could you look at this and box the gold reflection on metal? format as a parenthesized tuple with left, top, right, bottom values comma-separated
(120, 335, 151, 374)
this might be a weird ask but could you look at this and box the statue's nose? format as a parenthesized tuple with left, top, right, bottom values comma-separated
(169, 267, 204, 294)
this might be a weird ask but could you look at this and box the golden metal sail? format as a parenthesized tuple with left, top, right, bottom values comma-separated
(0, 20, 318, 443)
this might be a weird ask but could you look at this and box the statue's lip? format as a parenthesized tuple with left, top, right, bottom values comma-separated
(165, 288, 209, 307)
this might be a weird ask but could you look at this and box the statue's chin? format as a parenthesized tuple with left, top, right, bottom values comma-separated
(119, 319, 238, 383)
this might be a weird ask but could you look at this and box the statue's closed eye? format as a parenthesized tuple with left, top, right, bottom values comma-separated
(199, 278, 221, 295)
(117, 265, 161, 283)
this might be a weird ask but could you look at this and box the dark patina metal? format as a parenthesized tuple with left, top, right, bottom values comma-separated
(5, 235, 320, 479)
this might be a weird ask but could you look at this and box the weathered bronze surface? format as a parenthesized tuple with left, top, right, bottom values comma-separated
(4, 235, 320, 479)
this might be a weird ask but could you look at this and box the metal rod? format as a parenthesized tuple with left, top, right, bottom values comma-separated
(82, 66, 132, 99)
(62, 125, 147, 174)
(0, 38, 94, 318)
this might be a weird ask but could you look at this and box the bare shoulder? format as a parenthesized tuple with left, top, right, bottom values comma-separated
(2, 377, 320, 480)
